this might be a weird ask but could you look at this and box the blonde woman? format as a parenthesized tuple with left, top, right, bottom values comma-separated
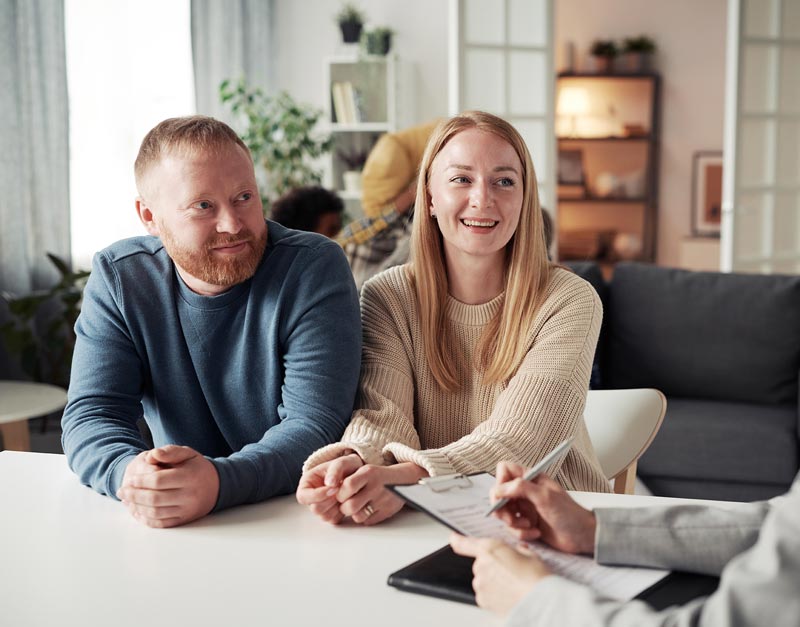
(296, 111, 609, 526)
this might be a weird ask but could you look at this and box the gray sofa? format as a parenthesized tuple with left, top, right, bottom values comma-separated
(567, 261, 800, 502)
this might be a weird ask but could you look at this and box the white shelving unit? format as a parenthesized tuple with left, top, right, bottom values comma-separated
(324, 54, 411, 218)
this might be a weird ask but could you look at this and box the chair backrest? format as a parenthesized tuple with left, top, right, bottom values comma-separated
(583, 388, 666, 493)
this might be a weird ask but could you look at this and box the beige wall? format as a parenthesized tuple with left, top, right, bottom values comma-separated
(555, 0, 728, 268)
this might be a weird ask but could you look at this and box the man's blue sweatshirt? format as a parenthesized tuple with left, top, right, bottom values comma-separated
(62, 221, 362, 511)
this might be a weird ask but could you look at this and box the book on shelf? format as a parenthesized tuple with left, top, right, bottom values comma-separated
(351, 85, 366, 122)
(342, 81, 357, 123)
(331, 82, 349, 123)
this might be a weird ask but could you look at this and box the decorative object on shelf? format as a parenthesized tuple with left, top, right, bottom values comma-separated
(363, 27, 393, 56)
(556, 86, 590, 137)
(337, 147, 369, 194)
(336, 3, 366, 44)
(622, 123, 648, 137)
(557, 148, 585, 185)
(620, 36, 656, 74)
(595, 172, 622, 198)
(617, 169, 646, 198)
(691, 151, 723, 238)
(561, 41, 576, 73)
(612, 232, 643, 261)
(588, 40, 618, 74)
(220, 78, 333, 210)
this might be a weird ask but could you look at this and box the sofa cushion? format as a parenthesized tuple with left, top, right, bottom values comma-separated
(641, 476, 789, 502)
(605, 263, 800, 404)
(638, 397, 799, 487)
(563, 261, 607, 388)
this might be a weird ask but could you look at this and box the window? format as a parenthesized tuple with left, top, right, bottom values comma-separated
(65, 0, 195, 268)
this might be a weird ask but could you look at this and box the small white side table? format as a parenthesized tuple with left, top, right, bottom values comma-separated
(0, 381, 68, 451)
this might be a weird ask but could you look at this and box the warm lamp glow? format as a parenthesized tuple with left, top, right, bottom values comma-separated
(557, 87, 590, 137)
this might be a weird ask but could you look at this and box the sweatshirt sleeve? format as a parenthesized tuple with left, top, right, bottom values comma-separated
(386, 275, 608, 490)
(211, 242, 362, 510)
(303, 271, 417, 471)
(61, 252, 149, 498)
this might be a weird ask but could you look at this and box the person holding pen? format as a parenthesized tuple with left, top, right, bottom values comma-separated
(451, 461, 800, 626)
(296, 111, 610, 527)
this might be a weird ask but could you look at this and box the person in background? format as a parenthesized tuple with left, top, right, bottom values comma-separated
(296, 111, 609, 527)
(451, 461, 800, 627)
(337, 120, 440, 289)
(270, 186, 344, 238)
(61, 115, 361, 528)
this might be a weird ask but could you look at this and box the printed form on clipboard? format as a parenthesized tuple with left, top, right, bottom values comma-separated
(388, 457, 669, 601)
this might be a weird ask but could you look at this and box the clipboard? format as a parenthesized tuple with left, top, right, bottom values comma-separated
(387, 460, 674, 606)
(388, 472, 514, 540)
(387, 545, 720, 610)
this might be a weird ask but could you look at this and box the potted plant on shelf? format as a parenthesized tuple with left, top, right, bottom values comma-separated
(337, 147, 369, 194)
(336, 3, 366, 44)
(620, 35, 656, 73)
(589, 39, 618, 74)
(363, 27, 393, 56)
(219, 78, 333, 211)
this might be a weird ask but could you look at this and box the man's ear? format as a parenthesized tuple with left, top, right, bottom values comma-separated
(135, 197, 160, 236)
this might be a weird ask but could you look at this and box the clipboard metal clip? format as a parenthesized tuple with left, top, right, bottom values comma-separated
(418, 473, 473, 493)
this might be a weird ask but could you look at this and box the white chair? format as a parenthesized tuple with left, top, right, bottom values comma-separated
(583, 388, 666, 495)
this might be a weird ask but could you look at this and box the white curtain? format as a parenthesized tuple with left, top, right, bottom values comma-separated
(0, 0, 70, 294)
(191, 0, 275, 122)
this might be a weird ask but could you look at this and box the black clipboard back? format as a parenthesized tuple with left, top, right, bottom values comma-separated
(387, 545, 720, 610)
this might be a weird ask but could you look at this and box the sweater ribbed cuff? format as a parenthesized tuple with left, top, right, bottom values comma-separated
(382, 443, 456, 477)
(303, 441, 386, 473)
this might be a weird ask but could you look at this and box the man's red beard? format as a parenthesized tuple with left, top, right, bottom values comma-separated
(159, 224, 268, 287)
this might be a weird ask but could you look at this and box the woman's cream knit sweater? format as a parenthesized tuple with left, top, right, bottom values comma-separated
(304, 265, 610, 492)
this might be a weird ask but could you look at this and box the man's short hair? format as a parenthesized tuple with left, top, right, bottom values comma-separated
(270, 186, 344, 233)
(134, 115, 251, 195)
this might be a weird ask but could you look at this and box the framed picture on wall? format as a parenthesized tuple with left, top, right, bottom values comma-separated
(691, 151, 723, 237)
(557, 149, 586, 185)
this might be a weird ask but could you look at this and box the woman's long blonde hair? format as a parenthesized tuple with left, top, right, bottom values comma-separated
(410, 111, 551, 392)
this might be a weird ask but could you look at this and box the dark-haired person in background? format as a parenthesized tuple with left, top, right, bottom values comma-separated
(270, 186, 344, 238)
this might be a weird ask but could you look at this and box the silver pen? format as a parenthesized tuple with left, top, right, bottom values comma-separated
(484, 436, 575, 516)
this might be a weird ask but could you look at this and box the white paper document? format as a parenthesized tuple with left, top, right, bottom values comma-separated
(391, 472, 669, 601)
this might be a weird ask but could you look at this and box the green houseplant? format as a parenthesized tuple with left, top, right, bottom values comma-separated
(589, 39, 618, 74)
(363, 27, 393, 56)
(0, 253, 90, 388)
(220, 78, 333, 210)
(621, 36, 656, 73)
(336, 3, 366, 43)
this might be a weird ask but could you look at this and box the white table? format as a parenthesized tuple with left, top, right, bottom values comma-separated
(0, 381, 68, 451)
(0, 452, 737, 627)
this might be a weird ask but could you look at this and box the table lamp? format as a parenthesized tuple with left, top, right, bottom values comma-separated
(557, 86, 590, 137)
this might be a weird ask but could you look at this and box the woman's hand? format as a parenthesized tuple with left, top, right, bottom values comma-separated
(491, 461, 596, 555)
(295, 454, 364, 524)
(450, 533, 551, 616)
(336, 462, 429, 525)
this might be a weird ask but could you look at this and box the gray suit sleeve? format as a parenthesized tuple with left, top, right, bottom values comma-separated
(506, 481, 800, 627)
(595, 501, 768, 575)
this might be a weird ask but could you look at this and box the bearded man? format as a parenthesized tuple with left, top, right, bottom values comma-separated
(61, 116, 361, 528)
